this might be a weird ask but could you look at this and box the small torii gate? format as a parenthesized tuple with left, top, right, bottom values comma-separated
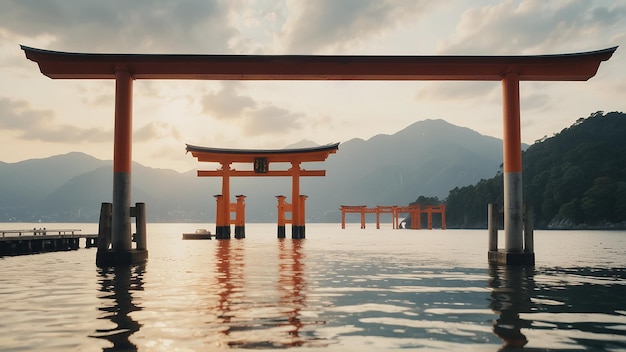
(397, 205, 447, 230)
(20, 45, 616, 266)
(340, 204, 446, 230)
(186, 143, 339, 239)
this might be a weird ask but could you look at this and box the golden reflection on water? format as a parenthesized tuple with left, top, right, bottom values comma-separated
(214, 239, 241, 331)
(82, 228, 626, 351)
(211, 238, 327, 349)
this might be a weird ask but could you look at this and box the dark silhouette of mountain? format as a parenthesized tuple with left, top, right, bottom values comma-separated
(0, 119, 507, 223)
(444, 111, 626, 229)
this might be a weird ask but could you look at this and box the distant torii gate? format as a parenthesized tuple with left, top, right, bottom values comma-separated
(21, 45, 616, 266)
(186, 143, 339, 239)
(396, 205, 447, 230)
(340, 204, 446, 230)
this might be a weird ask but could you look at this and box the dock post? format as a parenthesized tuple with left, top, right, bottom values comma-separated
(134, 202, 147, 250)
(97, 202, 112, 252)
(86, 237, 97, 248)
(489, 202, 534, 265)
(488, 203, 499, 252)
(97, 201, 148, 267)
(523, 204, 534, 254)
(71, 238, 79, 250)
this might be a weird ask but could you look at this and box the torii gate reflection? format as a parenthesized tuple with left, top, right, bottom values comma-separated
(212, 238, 326, 347)
(21, 45, 616, 266)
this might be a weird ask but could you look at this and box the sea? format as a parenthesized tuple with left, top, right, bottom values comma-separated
(0, 223, 624, 352)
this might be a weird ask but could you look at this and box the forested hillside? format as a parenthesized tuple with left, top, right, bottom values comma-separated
(442, 111, 626, 229)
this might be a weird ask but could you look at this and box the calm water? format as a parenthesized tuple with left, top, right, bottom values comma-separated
(0, 223, 624, 351)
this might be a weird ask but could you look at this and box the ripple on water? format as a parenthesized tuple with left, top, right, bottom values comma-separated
(0, 226, 624, 351)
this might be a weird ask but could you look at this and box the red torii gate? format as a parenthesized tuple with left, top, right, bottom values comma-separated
(340, 204, 446, 230)
(186, 143, 338, 239)
(20, 45, 616, 266)
(396, 205, 447, 230)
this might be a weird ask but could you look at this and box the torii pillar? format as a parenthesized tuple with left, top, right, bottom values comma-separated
(96, 70, 148, 266)
(112, 71, 133, 252)
(291, 162, 304, 239)
(503, 73, 524, 253)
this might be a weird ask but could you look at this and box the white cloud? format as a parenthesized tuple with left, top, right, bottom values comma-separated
(281, 0, 434, 53)
(415, 82, 498, 101)
(201, 82, 257, 120)
(437, 0, 626, 55)
(0, 0, 623, 171)
(242, 105, 304, 136)
(0, 0, 237, 53)
(134, 121, 182, 143)
(0, 97, 111, 143)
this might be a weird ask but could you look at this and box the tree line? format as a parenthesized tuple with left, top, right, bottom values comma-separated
(412, 111, 626, 229)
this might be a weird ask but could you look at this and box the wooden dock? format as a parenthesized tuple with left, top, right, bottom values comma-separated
(0, 229, 98, 256)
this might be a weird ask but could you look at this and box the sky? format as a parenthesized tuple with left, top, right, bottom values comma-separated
(0, 0, 624, 172)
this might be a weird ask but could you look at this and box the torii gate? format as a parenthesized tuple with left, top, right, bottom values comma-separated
(185, 143, 339, 239)
(21, 45, 616, 266)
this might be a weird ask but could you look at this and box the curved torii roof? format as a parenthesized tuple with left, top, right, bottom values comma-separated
(21, 45, 616, 81)
(186, 142, 339, 163)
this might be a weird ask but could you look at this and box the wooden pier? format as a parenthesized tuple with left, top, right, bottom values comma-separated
(0, 229, 98, 256)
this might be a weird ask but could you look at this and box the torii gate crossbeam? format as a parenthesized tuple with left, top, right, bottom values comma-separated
(21, 45, 616, 266)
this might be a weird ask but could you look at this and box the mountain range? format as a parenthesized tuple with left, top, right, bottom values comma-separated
(0, 119, 510, 223)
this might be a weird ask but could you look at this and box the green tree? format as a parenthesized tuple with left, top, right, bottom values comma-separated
(410, 196, 441, 206)
(581, 177, 617, 224)
(436, 111, 626, 228)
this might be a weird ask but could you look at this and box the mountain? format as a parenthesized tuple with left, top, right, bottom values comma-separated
(320, 119, 506, 211)
(284, 139, 320, 149)
(444, 111, 626, 229)
(0, 119, 507, 223)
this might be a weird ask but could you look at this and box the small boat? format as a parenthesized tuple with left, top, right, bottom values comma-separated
(182, 229, 212, 240)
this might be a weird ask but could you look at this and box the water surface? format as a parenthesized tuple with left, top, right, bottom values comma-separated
(0, 223, 624, 351)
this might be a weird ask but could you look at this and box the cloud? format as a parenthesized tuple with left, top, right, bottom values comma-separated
(242, 106, 304, 136)
(415, 82, 498, 101)
(134, 121, 182, 142)
(282, 0, 433, 53)
(201, 82, 256, 120)
(521, 92, 551, 112)
(0, 98, 53, 129)
(0, 0, 237, 53)
(437, 0, 626, 55)
(200, 82, 305, 137)
(0, 97, 110, 142)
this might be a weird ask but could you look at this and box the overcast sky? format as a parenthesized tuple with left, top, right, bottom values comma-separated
(1, 0, 624, 172)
